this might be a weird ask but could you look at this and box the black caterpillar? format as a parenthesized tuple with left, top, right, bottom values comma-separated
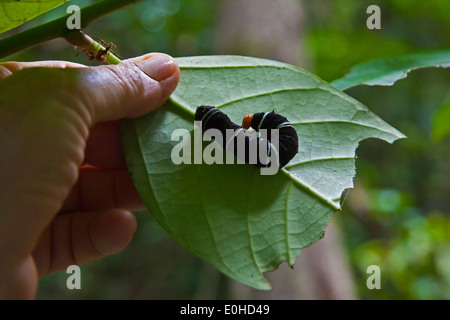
(195, 106, 298, 169)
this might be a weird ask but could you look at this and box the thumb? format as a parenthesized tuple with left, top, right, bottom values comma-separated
(0, 53, 180, 125)
(76, 53, 180, 124)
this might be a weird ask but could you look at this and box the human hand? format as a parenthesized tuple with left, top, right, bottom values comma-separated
(0, 53, 180, 299)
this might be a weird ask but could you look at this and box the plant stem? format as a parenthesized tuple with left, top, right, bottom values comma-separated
(90, 38, 122, 65)
(0, 0, 142, 59)
(65, 30, 121, 64)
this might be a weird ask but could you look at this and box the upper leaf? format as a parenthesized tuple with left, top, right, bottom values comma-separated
(0, 0, 68, 34)
(121, 55, 405, 289)
(331, 50, 450, 91)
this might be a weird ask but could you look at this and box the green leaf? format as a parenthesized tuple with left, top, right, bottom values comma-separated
(331, 50, 450, 91)
(121, 55, 405, 289)
(0, 0, 68, 34)
(432, 101, 450, 142)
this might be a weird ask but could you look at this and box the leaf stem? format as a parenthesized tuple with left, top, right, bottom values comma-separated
(0, 0, 141, 59)
(168, 95, 196, 117)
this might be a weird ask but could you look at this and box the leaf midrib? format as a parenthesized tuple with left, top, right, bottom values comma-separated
(281, 169, 341, 211)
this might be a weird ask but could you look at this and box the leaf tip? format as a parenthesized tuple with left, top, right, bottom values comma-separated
(248, 276, 272, 290)
(391, 132, 408, 143)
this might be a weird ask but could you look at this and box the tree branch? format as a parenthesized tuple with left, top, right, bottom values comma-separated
(0, 0, 142, 59)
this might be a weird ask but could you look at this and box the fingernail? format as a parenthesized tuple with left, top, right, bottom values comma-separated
(135, 54, 178, 81)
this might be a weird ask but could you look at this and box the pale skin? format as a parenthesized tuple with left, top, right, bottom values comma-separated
(0, 53, 180, 299)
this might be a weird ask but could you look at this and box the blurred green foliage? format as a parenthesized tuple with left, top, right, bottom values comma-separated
(2, 0, 449, 299)
(432, 101, 450, 142)
(352, 212, 450, 299)
(326, 2, 450, 300)
(305, 0, 449, 82)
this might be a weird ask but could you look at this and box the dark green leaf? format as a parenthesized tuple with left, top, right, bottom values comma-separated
(331, 50, 450, 91)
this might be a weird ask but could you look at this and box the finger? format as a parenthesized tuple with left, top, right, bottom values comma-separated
(72, 52, 180, 124)
(0, 60, 87, 80)
(60, 166, 145, 214)
(2, 53, 180, 125)
(83, 121, 125, 168)
(32, 208, 137, 277)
